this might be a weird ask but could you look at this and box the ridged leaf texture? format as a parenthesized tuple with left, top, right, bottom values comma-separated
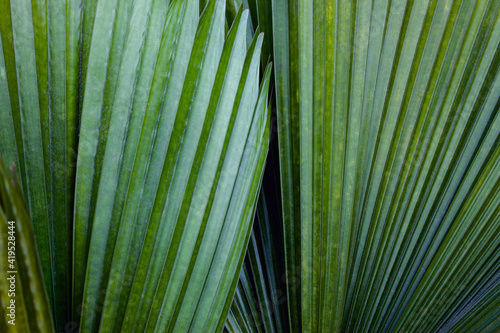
(0, 158, 54, 333)
(2, 0, 500, 331)
(270, 0, 500, 332)
(0, 0, 271, 331)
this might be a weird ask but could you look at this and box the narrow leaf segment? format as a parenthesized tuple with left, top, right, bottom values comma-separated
(271, 0, 500, 332)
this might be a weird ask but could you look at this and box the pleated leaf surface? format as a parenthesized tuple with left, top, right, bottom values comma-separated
(271, 0, 500, 332)
(0, 0, 80, 330)
(73, 0, 271, 331)
(0, 158, 54, 332)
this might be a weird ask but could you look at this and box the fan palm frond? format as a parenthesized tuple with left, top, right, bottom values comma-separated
(0, 158, 54, 332)
(270, 0, 500, 332)
(0, 0, 271, 331)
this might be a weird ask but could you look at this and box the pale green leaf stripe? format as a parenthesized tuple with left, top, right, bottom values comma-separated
(145, 0, 226, 325)
(122, 8, 252, 331)
(93, 1, 198, 331)
(31, 0, 50, 212)
(72, 0, 119, 320)
(104, 0, 171, 283)
(118, 0, 225, 330)
(122, 0, 197, 238)
(111, 0, 222, 328)
(74, 0, 144, 326)
(47, 0, 67, 324)
(77, 0, 173, 325)
(270, 0, 500, 332)
(143, 4, 252, 332)
(171, 33, 263, 332)
(28, 1, 54, 320)
(109, 1, 194, 305)
(8, 0, 52, 317)
(76, 0, 154, 331)
(317, 0, 337, 331)
(153, 3, 231, 325)
(80, 0, 98, 109)
(297, 3, 314, 332)
(74, 0, 170, 322)
(329, 0, 356, 331)
(88, 0, 134, 232)
(189, 59, 269, 332)
(121, 3, 230, 332)
(88, 0, 133, 245)
(1, 2, 79, 328)
(212, 67, 271, 333)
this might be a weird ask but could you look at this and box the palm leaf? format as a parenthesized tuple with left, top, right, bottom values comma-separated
(0, 0, 80, 329)
(3, 0, 500, 331)
(1, 0, 271, 331)
(270, 0, 500, 332)
(225, 142, 289, 333)
(0, 158, 54, 332)
(74, 0, 271, 331)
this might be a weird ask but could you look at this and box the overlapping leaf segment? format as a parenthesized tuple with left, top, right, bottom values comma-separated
(225, 163, 289, 333)
(273, 0, 500, 332)
(0, 159, 53, 332)
(0, 0, 271, 331)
